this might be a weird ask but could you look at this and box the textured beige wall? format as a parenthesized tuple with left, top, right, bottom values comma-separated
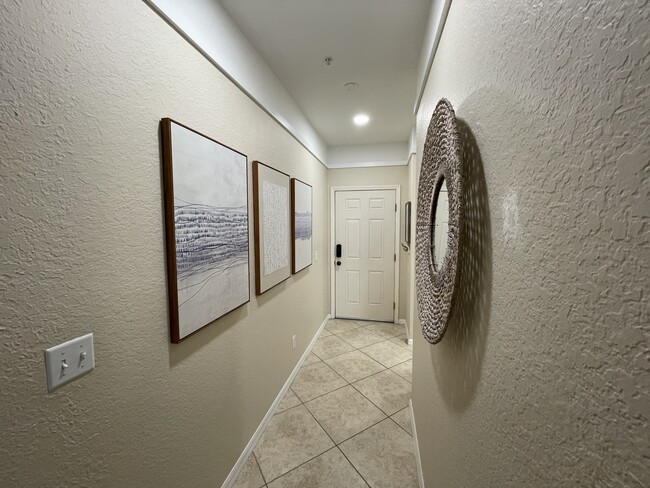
(411, 1, 649, 487)
(327, 165, 412, 323)
(0, 2, 328, 487)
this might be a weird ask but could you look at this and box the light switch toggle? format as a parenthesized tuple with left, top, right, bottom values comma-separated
(45, 333, 95, 391)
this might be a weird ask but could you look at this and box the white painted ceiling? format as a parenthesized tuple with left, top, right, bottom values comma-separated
(219, 0, 432, 147)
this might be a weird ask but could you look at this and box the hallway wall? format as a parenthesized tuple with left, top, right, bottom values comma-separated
(411, 1, 649, 486)
(327, 165, 411, 323)
(0, 1, 329, 487)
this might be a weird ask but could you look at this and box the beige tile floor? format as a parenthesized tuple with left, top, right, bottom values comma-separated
(233, 318, 416, 488)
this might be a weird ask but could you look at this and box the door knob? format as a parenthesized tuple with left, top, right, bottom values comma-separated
(336, 261, 341, 266)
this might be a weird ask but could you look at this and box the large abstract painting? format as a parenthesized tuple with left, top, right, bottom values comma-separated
(253, 161, 291, 294)
(161, 119, 250, 343)
(291, 178, 312, 274)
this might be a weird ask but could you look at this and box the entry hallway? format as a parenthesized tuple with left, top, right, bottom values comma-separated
(233, 319, 416, 487)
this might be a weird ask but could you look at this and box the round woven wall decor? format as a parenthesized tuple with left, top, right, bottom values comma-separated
(415, 98, 463, 344)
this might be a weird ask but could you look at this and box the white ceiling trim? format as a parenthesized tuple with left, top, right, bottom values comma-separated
(408, 128, 417, 156)
(327, 160, 410, 169)
(144, 0, 327, 165)
(327, 142, 409, 169)
(414, 0, 453, 115)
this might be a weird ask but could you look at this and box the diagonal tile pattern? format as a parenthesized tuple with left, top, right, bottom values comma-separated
(305, 385, 386, 443)
(291, 362, 347, 402)
(312, 335, 356, 360)
(391, 407, 413, 435)
(324, 350, 385, 383)
(325, 318, 363, 335)
(363, 321, 405, 339)
(390, 359, 413, 383)
(266, 447, 367, 488)
(361, 340, 413, 368)
(254, 405, 334, 482)
(339, 419, 418, 487)
(276, 389, 301, 414)
(234, 318, 415, 487)
(353, 369, 412, 415)
(233, 453, 266, 488)
(336, 327, 385, 348)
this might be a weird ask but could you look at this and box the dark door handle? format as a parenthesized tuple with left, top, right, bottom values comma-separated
(336, 261, 341, 266)
(336, 244, 342, 258)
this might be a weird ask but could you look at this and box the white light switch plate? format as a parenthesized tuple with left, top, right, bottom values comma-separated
(45, 333, 95, 391)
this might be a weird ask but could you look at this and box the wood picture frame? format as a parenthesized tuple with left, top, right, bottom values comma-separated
(404, 201, 412, 247)
(291, 178, 313, 274)
(161, 118, 250, 343)
(252, 161, 292, 294)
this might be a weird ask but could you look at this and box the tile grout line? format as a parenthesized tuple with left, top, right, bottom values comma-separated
(348, 369, 412, 418)
(301, 390, 374, 488)
(387, 412, 413, 437)
(316, 328, 409, 361)
(263, 348, 349, 484)
(333, 327, 404, 342)
(327, 367, 388, 386)
(324, 339, 410, 370)
(335, 445, 372, 488)
(297, 383, 349, 405)
(389, 357, 414, 383)
(277, 345, 379, 486)
(252, 451, 267, 487)
(309, 326, 411, 415)
(390, 357, 414, 368)
(323, 354, 388, 384)
(348, 381, 399, 419)
(323, 326, 411, 419)
(303, 329, 395, 445)
(262, 445, 340, 485)
(336, 413, 390, 445)
(255, 320, 412, 486)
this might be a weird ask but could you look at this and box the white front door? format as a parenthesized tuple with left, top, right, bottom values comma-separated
(335, 189, 396, 322)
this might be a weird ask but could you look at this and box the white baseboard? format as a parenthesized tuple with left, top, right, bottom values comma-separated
(398, 318, 414, 345)
(410, 399, 425, 488)
(221, 313, 331, 488)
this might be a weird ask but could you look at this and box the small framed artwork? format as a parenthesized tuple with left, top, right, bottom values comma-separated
(252, 161, 292, 294)
(404, 201, 412, 246)
(291, 178, 313, 274)
(160, 118, 250, 343)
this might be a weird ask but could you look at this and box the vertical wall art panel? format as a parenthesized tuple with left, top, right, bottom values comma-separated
(291, 178, 313, 274)
(253, 161, 292, 294)
(161, 119, 250, 343)
(263, 181, 289, 274)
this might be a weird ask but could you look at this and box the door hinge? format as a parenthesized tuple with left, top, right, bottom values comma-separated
(393, 302, 395, 310)
(395, 203, 397, 212)
(394, 253, 396, 262)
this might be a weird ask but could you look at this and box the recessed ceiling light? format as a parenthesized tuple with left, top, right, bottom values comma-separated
(344, 82, 359, 92)
(353, 113, 370, 126)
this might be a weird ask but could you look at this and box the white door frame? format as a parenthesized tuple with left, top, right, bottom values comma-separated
(330, 185, 401, 323)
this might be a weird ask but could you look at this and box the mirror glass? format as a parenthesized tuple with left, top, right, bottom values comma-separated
(432, 178, 450, 269)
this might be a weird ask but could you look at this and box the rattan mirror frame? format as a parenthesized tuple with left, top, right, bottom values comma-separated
(415, 98, 463, 344)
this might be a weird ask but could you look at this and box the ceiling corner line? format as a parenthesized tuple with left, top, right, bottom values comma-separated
(413, 0, 453, 116)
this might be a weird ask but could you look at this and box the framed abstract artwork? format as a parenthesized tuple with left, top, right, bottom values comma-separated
(252, 161, 292, 294)
(291, 178, 312, 274)
(161, 118, 250, 343)
(404, 201, 412, 247)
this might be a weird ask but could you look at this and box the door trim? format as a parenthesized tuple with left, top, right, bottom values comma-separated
(330, 185, 401, 323)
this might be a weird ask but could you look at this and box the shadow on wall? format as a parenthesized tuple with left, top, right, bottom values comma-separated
(432, 118, 492, 412)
